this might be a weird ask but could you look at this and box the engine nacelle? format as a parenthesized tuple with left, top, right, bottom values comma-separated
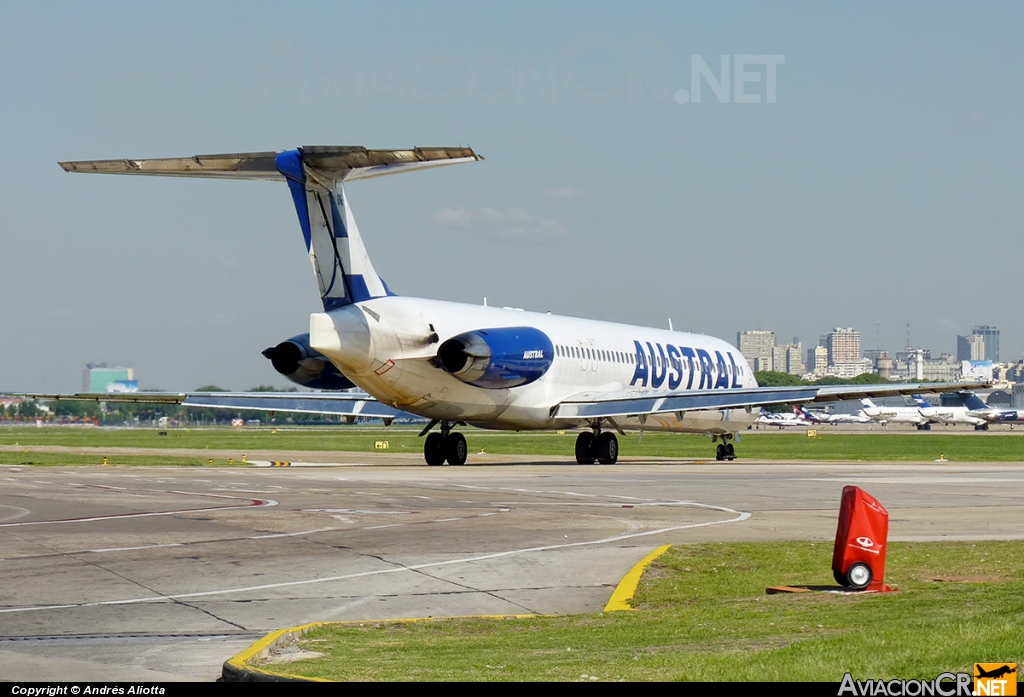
(437, 326, 553, 389)
(262, 333, 356, 391)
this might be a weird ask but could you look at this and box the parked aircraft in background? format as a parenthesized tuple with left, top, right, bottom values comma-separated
(756, 408, 812, 428)
(8, 146, 985, 464)
(858, 398, 931, 429)
(911, 395, 988, 429)
(794, 405, 871, 425)
(961, 392, 1024, 426)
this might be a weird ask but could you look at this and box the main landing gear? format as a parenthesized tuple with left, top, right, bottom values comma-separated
(422, 421, 467, 466)
(713, 434, 737, 461)
(574, 426, 618, 465)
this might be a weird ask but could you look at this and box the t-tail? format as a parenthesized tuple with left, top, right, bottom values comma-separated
(959, 391, 990, 412)
(794, 405, 817, 422)
(59, 146, 483, 310)
(912, 394, 934, 409)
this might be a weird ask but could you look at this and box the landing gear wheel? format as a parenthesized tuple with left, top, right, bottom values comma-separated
(445, 432, 468, 466)
(725, 443, 736, 461)
(424, 432, 446, 467)
(833, 569, 846, 586)
(596, 432, 618, 464)
(575, 432, 596, 464)
(846, 562, 873, 590)
(715, 443, 726, 461)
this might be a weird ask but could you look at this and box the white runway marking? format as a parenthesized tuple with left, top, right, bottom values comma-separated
(0, 502, 750, 615)
(249, 527, 341, 540)
(0, 492, 277, 528)
(89, 543, 183, 553)
(299, 508, 411, 515)
(793, 476, 1024, 485)
(0, 506, 31, 523)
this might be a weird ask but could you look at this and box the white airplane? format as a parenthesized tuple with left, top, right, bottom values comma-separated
(15, 146, 986, 463)
(911, 395, 988, 429)
(793, 405, 871, 425)
(858, 398, 931, 429)
(756, 408, 811, 428)
(960, 392, 1024, 427)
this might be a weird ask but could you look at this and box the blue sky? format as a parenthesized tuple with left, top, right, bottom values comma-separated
(2, 2, 1021, 390)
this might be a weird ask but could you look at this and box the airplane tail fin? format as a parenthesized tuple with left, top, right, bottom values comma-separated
(60, 146, 483, 310)
(912, 394, 933, 408)
(794, 405, 811, 419)
(959, 391, 990, 411)
(860, 398, 877, 409)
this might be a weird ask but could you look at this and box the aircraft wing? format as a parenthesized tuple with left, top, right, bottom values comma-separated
(551, 382, 990, 420)
(6, 392, 418, 419)
(59, 146, 481, 183)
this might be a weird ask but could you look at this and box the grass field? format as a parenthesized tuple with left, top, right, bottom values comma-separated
(260, 541, 1024, 681)
(1, 426, 1022, 463)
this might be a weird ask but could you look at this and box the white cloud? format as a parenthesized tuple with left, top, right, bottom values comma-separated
(543, 186, 586, 201)
(432, 206, 567, 243)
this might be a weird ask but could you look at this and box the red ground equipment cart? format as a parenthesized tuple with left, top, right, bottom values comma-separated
(832, 486, 891, 591)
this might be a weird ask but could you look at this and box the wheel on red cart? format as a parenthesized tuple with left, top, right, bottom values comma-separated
(846, 562, 873, 590)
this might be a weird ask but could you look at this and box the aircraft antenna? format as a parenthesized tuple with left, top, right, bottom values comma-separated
(668, 319, 674, 331)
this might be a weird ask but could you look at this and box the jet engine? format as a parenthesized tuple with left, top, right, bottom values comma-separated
(436, 326, 553, 389)
(262, 333, 355, 391)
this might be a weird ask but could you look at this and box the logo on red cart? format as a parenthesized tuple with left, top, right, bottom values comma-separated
(849, 536, 881, 555)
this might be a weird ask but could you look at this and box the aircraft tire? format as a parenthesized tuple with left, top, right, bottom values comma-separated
(575, 432, 596, 465)
(725, 442, 735, 460)
(596, 432, 618, 464)
(424, 432, 446, 466)
(846, 562, 872, 590)
(715, 443, 726, 461)
(445, 432, 468, 466)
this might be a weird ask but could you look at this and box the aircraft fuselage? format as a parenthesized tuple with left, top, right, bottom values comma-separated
(309, 296, 760, 434)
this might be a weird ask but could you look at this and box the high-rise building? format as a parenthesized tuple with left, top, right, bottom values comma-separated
(738, 330, 775, 372)
(826, 327, 861, 365)
(972, 325, 999, 362)
(813, 346, 829, 376)
(773, 342, 805, 376)
(957, 334, 985, 362)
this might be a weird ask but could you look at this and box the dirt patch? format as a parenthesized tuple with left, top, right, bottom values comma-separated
(260, 649, 325, 664)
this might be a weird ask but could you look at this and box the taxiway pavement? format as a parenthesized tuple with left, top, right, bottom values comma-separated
(1, 456, 1022, 681)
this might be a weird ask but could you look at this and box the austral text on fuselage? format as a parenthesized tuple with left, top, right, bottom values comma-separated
(629, 340, 743, 390)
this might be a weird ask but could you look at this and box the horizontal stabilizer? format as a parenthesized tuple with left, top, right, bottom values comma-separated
(59, 146, 482, 183)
